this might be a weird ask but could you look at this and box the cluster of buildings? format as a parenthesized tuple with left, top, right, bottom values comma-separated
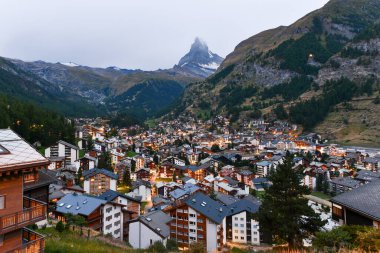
(1, 115, 380, 252)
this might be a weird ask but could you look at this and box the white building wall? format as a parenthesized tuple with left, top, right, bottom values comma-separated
(102, 203, 123, 240)
(251, 220, 260, 245)
(45, 147, 51, 158)
(129, 222, 166, 249)
(133, 185, 151, 202)
(83, 180, 90, 194)
(58, 143, 65, 157)
(206, 220, 218, 253)
(231, 212, 247, 244)
(110, 179, 117, 191)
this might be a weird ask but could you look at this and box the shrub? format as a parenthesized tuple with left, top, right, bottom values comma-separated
(56, 221, 65, 233)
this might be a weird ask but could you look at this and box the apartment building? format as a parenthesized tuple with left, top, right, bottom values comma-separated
(83, 168, 118, 195)
(0, 129, 49, 253)
(165, 192, 226, 252)
(55, 193, 124, 240)
(45, 140, 79, 167)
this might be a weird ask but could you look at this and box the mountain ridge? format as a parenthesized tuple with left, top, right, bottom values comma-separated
(174, 0, 380, 146)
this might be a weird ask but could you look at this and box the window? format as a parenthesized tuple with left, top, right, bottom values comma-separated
(240, 224, 244, 227)
(254, 238, 257, 241)
(190, 229, 196, 233)
(253, 232, 257, 235)
(0, 195, 5, 209)
(241, 237, 244, 240)
(234, 217, 238, 221)
(240, 230, 244, 234)
(0, 235, 3, 246)
(234, 236, 238, 239)
(234, 224, 238, 227)
(240, 218, 244, 221)
(234, 230, 238, 233)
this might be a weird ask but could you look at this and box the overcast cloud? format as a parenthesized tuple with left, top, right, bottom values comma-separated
(0, 0, 329, 70)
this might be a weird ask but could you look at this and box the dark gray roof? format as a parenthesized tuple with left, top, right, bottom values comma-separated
(331, 180, 380, 221)
(58, 140, 79, 150)
(56, 193, 106, 216)
(355, 170, 380, 182)
(98, 189, 141, 203)
(132, 179, 152, 189)
(215, 193, 240, 206)
(330, 177, 361, 188)
(185, 192, 226, 224)
(135, 210, 172, 238)
(83, 168, 118, 180)
(225, 199, 260, 217)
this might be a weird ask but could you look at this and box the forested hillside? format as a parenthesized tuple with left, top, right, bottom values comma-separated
(0, 94, 75, 146)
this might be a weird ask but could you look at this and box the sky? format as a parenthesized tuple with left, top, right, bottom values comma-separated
(0, 0, 329, 70)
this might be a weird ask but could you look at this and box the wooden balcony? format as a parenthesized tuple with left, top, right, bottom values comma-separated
(6, 228, 45, 253)
(0, 197, 46, 235)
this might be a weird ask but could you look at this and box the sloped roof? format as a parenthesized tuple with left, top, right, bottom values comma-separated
(136, 210, 172, 238)
(58, 140, 79, 150)
(98, 189, 141, 203)
(185, 192, 226, 224)
(0, 129, 49, 170)
(56, 193, 106, 216)
(83, 168, 118, 180)
(331, 180, 380, 221)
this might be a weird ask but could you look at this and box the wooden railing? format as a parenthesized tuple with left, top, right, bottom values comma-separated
(6, 228, 45, 253)
(0, 197, 46, 234)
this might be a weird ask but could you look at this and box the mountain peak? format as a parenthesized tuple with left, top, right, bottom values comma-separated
(175, 38, 224, 78)
(191, 37, 209, 52)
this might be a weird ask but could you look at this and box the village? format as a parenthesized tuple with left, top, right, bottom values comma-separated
(1, 114, 380, 252)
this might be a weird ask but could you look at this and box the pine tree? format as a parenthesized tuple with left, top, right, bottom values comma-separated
(98, 151, 113, 172)
(131, 160, 136, 172)
(86, 135, 94, 151)
(123, 169, 132, 187)
(323, 177, 330, 194)
(258, 152, 326, 247)
(316, 173, 323, 192)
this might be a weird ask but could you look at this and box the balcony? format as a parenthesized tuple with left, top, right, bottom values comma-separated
(6, 228, 45, 253)
(0, 197, 47, 235)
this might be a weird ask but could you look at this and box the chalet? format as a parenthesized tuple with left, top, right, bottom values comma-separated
(331, 180, 380, 227)
(156, 182, 180, 198)
(330, 177, 361, 194)
(47, 156, 65, 170)
(251, 178, 270, 192)
(98, 190, 141, 239)
(45, 140, 80, 167)
(132, 180, 152, 202)
(169, 183, 201, 201)
(129, 210, 172, 249)
(174, 163, 212, 181)
(75, 155, 96, 171)
(136, 168, 150, 181)
(0, 129, 49, 253)
(363, 157, 380, 171)
(83, 168, 118, 195)
(235, 169, 254, 186)
(55, 193, 124, 240)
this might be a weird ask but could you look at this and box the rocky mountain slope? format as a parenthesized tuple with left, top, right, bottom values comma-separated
(1, 39, 222, 118)
(175, 0, 380, 146)
(173, 38, 224, 78)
